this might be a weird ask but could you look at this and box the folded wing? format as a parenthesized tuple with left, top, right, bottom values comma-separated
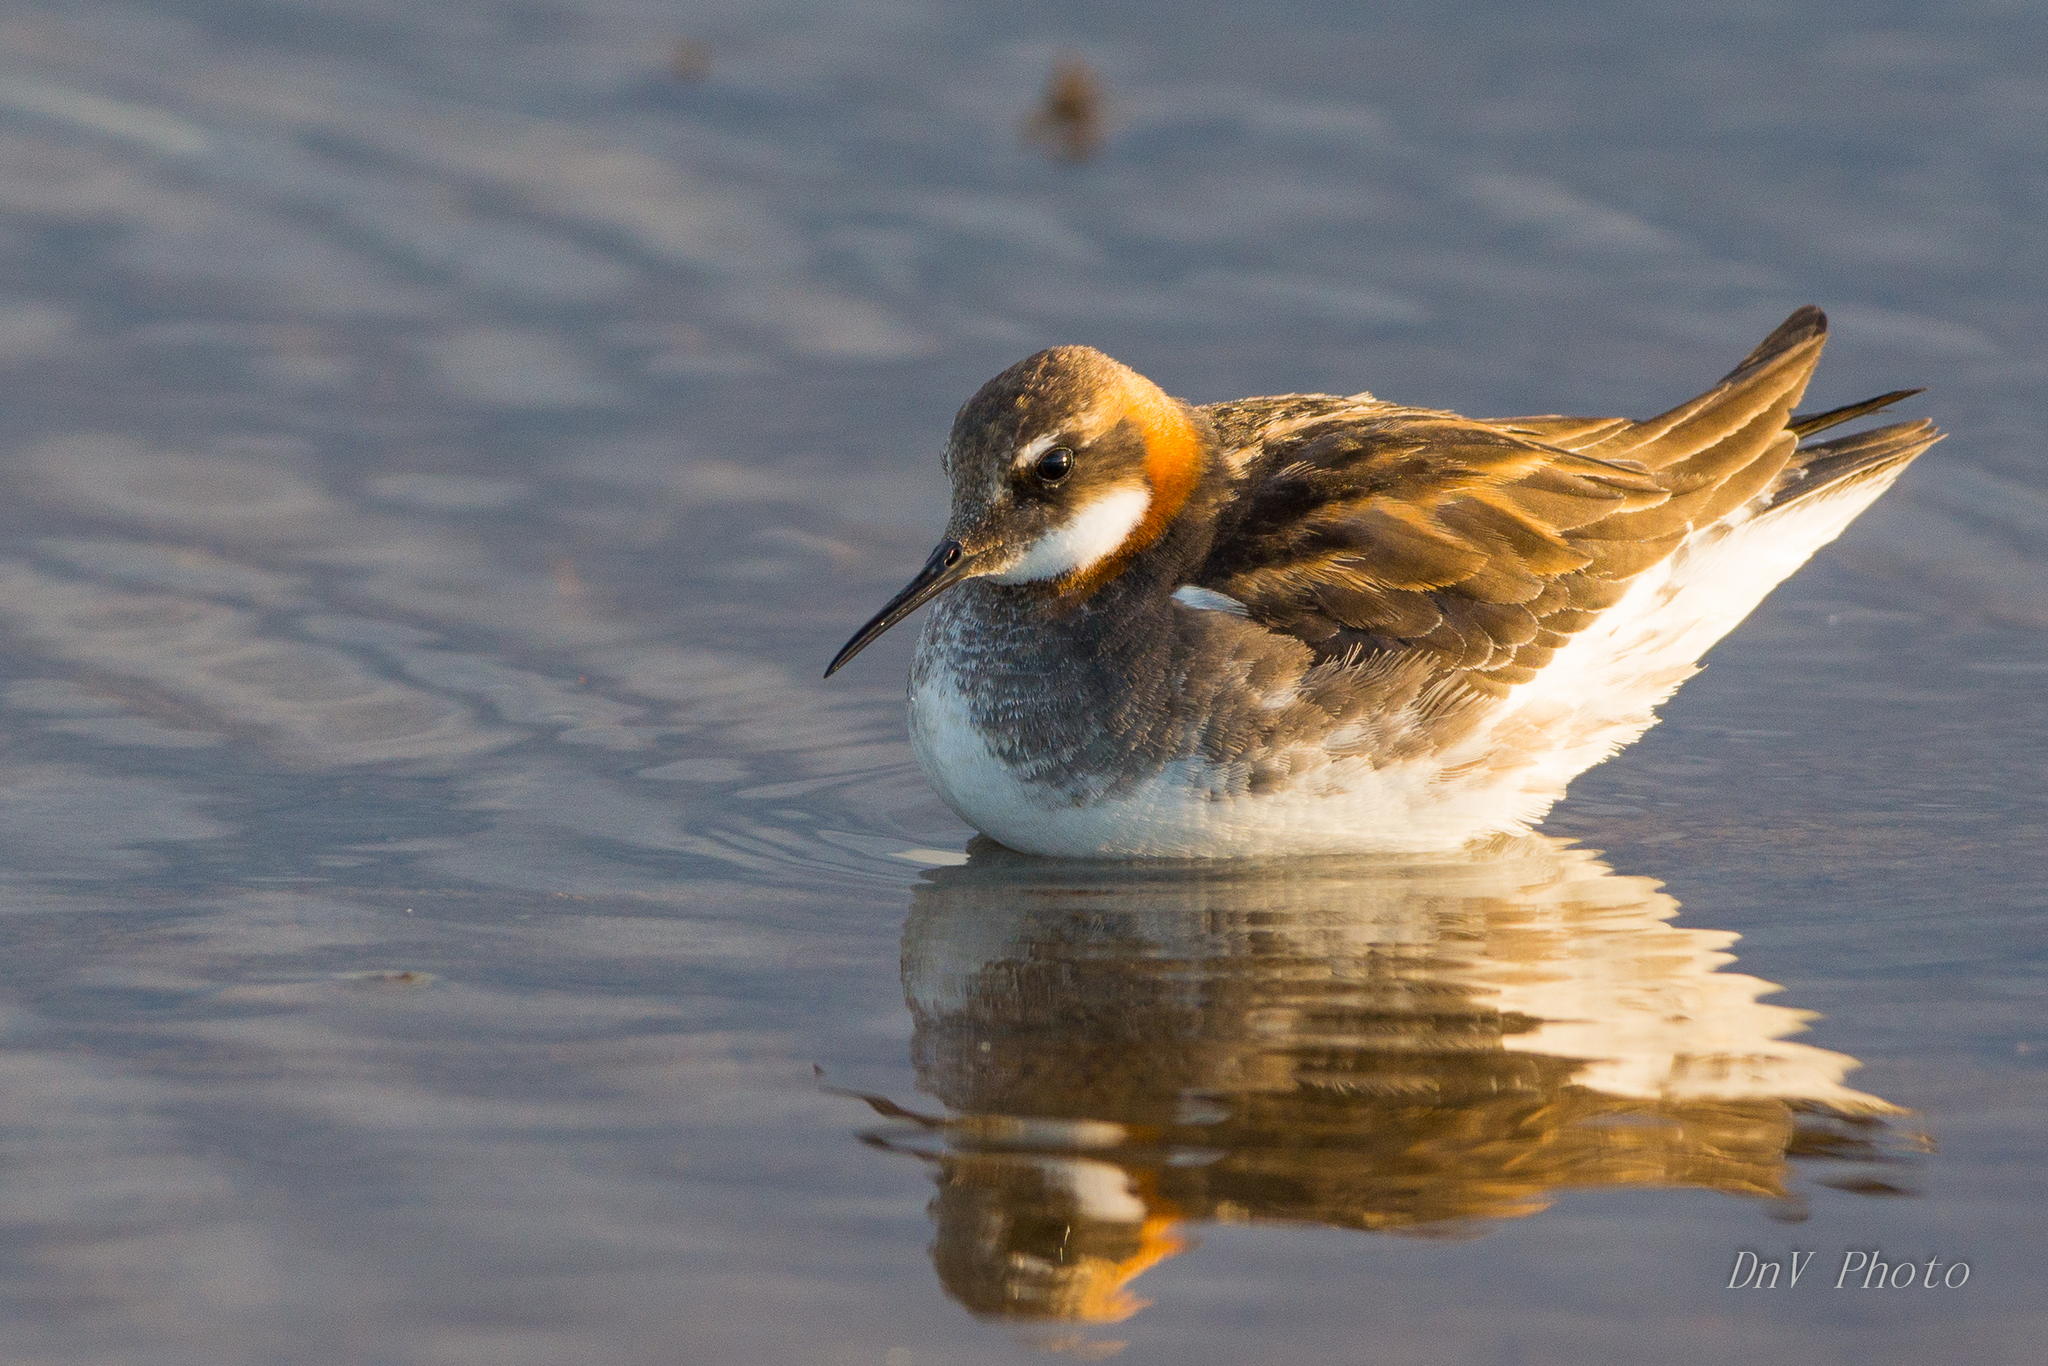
(1195, 307, 1930, 698)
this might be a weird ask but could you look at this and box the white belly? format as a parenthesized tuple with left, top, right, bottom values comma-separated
(907, 659, 1527, 858)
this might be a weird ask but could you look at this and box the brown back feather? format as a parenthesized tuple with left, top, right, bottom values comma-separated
(1196, 308, 1865, 696)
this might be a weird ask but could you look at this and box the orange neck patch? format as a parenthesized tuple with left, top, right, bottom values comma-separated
(1057, 398, 1205, 598)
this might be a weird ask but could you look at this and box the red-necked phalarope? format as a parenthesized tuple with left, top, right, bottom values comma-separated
(826, 307, 1939, 858)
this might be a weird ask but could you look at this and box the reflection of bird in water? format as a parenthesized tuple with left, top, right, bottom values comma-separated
(846, 837, 1912, 1328)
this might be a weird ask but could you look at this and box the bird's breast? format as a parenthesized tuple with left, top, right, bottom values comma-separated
(907, 610, 1081, 847)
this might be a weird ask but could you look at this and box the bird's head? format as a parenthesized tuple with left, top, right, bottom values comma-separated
(826, 346, 1207, 676)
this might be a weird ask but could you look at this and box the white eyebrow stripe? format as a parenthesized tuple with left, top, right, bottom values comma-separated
(1172, 585, 1251, 616)
(1013, 433, 1062, 467)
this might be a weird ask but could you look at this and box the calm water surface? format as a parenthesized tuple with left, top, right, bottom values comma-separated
(0, 1, 2042, 1362)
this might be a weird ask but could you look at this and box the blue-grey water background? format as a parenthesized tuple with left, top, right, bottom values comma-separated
(0, 1, 2043, 1362)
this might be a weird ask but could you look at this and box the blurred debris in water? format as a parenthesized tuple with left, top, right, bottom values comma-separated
(1026, 54, 1106, 162)
(335, 968, 437, 989)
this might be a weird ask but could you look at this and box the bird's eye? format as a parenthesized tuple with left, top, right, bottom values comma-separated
(1032, 446, 1075, 485)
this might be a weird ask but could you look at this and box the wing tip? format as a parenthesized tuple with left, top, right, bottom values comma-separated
(1723, 305, 1829, 383)
(1790, 387, 1927, 439)
(1770, 417, 1944, 511)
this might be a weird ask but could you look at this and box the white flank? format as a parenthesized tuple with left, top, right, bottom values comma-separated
(1171, 585, 1251, 616)
(987, 486, 1151, 583)
(1450, 469, 1917, 833)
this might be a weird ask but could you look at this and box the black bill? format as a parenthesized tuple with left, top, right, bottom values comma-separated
(824, 539, 978, 677)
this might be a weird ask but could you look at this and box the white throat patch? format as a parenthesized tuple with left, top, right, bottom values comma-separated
(987, 486, 1151, 584)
